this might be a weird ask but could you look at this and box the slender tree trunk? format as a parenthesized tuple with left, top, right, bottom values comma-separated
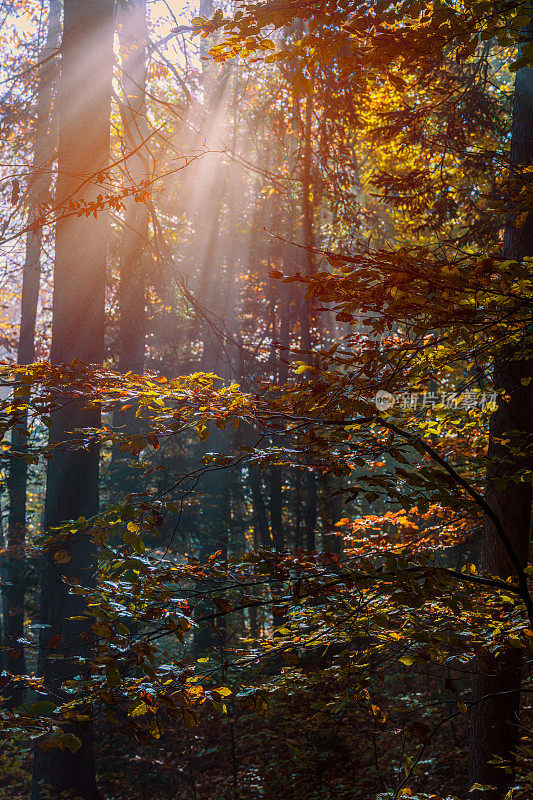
(323, 474, 343, 556)
(4, 0, 61, 693)
(300, 90, 315, 353)
(193, 424, 230, 656)
(32, 1, 114, 798)
(111, 0, 150, 494)
(468, 36, 533, 800)
(300, 90, 318, 552)
(0, 488, 4, 671)
(304, 470, 317, 551)
(294, 470, 302, 550)
(249, 465, 271, 547)
(270, 467, 283, 551)
(117, 0, 150, 377)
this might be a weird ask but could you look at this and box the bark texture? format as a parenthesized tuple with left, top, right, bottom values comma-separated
(4, 0, 61, 691)
(32, 1, 114, 797)
(468, 49, 533, 800)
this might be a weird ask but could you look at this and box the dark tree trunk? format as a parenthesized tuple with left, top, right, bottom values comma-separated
(249, 465, 271, 547)
(468, 40, 533, 800)
(31, 1, 114, 798)
(304, 471, 317, 551)
(193, 426, 230, 656)
(323, 474, 343, 556)
(294, 470, 303, 550)
(4, 0, 61, 693)
(270, 467, 283, 551)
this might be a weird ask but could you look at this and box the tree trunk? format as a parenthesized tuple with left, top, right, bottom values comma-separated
(111, 0, 150, 494)
(249, 465, 271, 547)
(300, 90, 317, 552)
(323, 474, 343, 556)
(4, 0, 61, 695)
(32, 1, 114, 798)
(468, 37, 533, 800)
(270, 467, 283, 551)
(117, 0, 149, 377)
(304, 470, 317, 551)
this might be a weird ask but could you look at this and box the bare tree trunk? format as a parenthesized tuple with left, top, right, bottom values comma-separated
(300, 90, 315, 353)
(304, 471, 317, 551)
(111, 0, 150, 495)
(270, 467, 283, 551)
(249, 465, 271, 547)
(468, 35, 533, 800)
(116, 0, 150, 377)
(323, 474, 343, 556)
(300, 90, 317, 552)
(4, 0, 61, 694)
(0, 487, 4, 671)
(32, 1, 114, 797)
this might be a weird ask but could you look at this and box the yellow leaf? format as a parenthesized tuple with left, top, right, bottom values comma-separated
(129, 700, 148, 717)
(214, 686, 232, 697)
(54, 549, 71, 564)
(183, 709, 197, 728)
(399, 655, 414, 666)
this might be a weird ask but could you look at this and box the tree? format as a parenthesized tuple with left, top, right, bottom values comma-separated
(31, 1, 115, 797)
(116, 0, 150, 378)
(468, 21, 533, 799)
(2, 0, 533, 797)
(5, 0, 61, 692)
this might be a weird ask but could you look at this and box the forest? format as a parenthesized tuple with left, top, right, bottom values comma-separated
(0, 0, 532, 798)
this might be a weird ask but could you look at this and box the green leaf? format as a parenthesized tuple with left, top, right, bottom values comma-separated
(29, 700, 57, 717)
(128, 700, 148, 718)
(105, 664, 121, 688)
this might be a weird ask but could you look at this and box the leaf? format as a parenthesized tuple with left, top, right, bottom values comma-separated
(40, 733, 82, 754)
(116, 622, 130, 636)
(105, 664, 121, 688)
(214, 686, 233, 697)
(416, 498, 429, 514)
(128, 700, 148, 718)
(29, 701, 57, 717)
(54, 549, 71, 563)
(60, 733, 83, 753)
(195, 424, 208, 442)
(399, 655, 414, 666)
(182, 709, 198, 728)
